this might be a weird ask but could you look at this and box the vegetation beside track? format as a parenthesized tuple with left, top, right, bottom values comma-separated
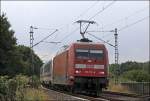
(0, 75, 50, 101)
(108, 61, 150, 95)
(0, 13, 43, 77)
(0, 12, 47, 101)
(109, 61, 150, 82)
(19, 88, 50, 101)
(107, 81, 131, 94)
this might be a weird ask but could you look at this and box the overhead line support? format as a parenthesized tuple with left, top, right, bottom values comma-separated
(114, 28, 119, 84)
(29, 26, 37, 87)
(87, 28, 119, 84)
(114, 28, 118, 65)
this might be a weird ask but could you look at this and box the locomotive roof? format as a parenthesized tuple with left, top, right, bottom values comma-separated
(56, 42, 105, 56)
(72, 42, 105, 46)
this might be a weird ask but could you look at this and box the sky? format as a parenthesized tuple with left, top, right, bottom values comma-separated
(1, 1, 149, 64)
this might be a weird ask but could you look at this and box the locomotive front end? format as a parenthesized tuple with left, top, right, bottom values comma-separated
(72, 42, 109, 95)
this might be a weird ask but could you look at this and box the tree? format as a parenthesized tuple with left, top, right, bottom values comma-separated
(0, 13, 43, 76)
(109, 64, 120, 77)
(15, 45, 43, 76)
(119, 61, 143, 74)
(0, 13, 17, 75)
(109, 61, 150, 82)
(122, 70, 150, 82)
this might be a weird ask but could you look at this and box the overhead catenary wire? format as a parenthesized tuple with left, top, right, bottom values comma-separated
(73, 1, 100, 21)
(59, 1, 116, 42)
(86, 6, 148, 29)
(60, 27, 80, 42)
(32, 29, 58, 47)
(118, 16, 149, 32)
(87, 15, 149, 39)
(84, 6, 148, 39)
(87, 32, 115, 47)
(45, 27, 79, 55)
(103, 6, 149, 29)
(79, 1, 116, 35)
(88, 0, 116, 20)
(58, 1, 100, 31)
(87, 30, 114, 32)
(86, 29, 115, 39)
(44, 41, 61, 44)
(35, 27, 57, 31)
(85, 6, 148, 42)
(104, 37, 114, 43)
(55, 1, 100, 43)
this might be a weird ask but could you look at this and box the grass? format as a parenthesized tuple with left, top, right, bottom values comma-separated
(16, 87, 51, 101)
(107, 79, 132, 93)
(107, 83, 131, 93)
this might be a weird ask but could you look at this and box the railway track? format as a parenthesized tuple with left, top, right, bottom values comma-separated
(41, 85, 105, 101)
(41, 85, 149, 101)
(96, 91, 149, 101)
(70, 91, 148, 101)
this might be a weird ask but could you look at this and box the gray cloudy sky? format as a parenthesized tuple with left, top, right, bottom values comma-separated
(1, 1, 149, 63)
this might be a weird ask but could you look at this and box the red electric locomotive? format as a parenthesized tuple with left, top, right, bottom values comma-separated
(41, 41, 109, 95)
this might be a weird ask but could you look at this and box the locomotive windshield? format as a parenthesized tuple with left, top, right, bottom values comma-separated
(89, 50, 103, 59)
(76, 49, 103, 59)
(76, 49, 89, 59)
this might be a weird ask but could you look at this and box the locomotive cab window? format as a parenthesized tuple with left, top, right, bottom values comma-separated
(76, 49, 89, 59)
(89, 50, 103, 59)
(76, 49, 103, 59)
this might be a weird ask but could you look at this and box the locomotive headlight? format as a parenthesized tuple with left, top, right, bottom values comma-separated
(99, 71, 105, 74)
(75, 70, 79, 73)
(75, 64, 86, 68)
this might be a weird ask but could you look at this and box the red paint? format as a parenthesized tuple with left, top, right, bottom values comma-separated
(53, 42, 109, 86)
(74, 68, 106, 77)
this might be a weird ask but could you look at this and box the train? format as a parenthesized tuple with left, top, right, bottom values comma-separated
(40, 41, 109, 96)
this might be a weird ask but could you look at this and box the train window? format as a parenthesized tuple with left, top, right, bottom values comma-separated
(76, 49, 89, 59)
(89, 50, 103, 59)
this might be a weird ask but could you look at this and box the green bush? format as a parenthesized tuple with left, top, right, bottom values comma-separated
(15, 75, 29, 88)
(0, 75, 30, 101)
(122, 70, 150, 82)
(30, 75, 40, 88)
(0, 76, 17, 101)
(0, 76, 9, 95)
